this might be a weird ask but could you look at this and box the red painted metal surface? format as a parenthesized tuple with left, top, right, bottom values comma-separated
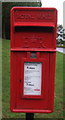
(10, 7, 57, 113)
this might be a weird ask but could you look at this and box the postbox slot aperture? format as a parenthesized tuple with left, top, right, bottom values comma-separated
(15, 26, 54, 32)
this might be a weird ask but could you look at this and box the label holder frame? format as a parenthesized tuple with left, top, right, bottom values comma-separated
(21, 58, 44, 99)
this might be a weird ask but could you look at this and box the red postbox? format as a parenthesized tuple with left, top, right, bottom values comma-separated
(10, 7, 57, 113)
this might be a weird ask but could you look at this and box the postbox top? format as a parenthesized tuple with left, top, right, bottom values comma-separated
(11, 7, 57, 27)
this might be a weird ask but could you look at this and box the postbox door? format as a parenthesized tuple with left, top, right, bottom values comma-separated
(11, 52, 52, 110)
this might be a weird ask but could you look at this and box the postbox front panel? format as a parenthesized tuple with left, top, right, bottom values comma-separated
(14, 27, 54, 48)
(10, 7, 57, 113)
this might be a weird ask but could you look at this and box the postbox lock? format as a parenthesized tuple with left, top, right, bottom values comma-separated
(20, 80, 22, 83)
